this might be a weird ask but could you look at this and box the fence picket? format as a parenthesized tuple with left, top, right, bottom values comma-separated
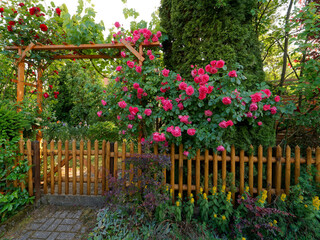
(285, 145, 291, 196)
(106, 141, 110, 191)
(170, 144, 175, 202)
(307, 147, 312, 173)
(43, 140, 48, 194)
(276, 146, 282, 196)
(316, 147, 320, 183)
(57, 140, 62, 194)
(80, 139, 84, 195)
(87, 140, 91, 195)
(27, 140, 33, 196)
(114, 141, 118, 178)
(249, 146, 254, 196)
(102, 140, 106, 191)
(130, 142, 134, 182)
(196, 149, 200, 199)
(179, 144, 183, 196)
(122, 141, 126, 174)
(222, 149, 227, 186)
(231, 146, 235, 203)
(65, 140, 69, 195)
(267, 147, 272, 203)
(94, 140, 99, 195)
(187, 153, 192, 197)
(72, 140, 76, 195)
(213, 152, 218, 187)
(19, 140, 25, 191)
(258, 145, 263, 195)
(204, 149, 209, 195)
(50, 140, 55, 195)
(295, 146, 300, 184)
(239, 150, 244, 194)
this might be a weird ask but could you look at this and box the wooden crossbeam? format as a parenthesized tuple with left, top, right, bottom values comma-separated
(11, 79, 37, 88)
(5, 42, 160, 51)
(53, 54, 121, 60)
(16, 42, 36, 64)
(121, 39, 145, 62)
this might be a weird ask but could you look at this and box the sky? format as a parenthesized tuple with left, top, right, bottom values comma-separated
(43, 0, 161, 34)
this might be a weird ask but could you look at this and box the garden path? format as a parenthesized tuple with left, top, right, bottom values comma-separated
(2, 205, 97, 240)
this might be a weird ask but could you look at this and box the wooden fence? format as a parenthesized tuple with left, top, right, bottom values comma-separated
(20, 139, 320, 203)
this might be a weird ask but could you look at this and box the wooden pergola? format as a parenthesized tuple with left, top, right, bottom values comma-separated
(5, 40, 160, 140)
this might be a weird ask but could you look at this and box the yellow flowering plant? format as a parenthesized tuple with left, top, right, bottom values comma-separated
(198, 187, 209, 222)
(184, 194, 195, 222)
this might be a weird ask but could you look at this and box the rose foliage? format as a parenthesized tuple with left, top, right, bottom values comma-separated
(101, 26, 285, 157)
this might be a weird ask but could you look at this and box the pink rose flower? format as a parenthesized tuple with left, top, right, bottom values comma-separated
(147, 50, 152, 56)
(172, 127, 181, 137)
(176, 74, 182, 81)
(179, 115, 191, 124)
(138, 115, 142, 119)
(137, 88, 144, 94)
(205, 110, 213, 116)
(198, 68, 205, 75)
(199, 93, 207, 100)
(263, 104, 271, 111)
(187, 128, 196, 136)
(122, 86, 128, 92)
(207, 85, 214, 94)
(116, 66, 122, 71)
(186, 86, 194, 96)
(121, 51, 126, 57)
(207, 118, 211, 122)
(270, 106, 277, 115)
(127, 114, 135, 120)
(118, 100, 127, 108)
(101, 100, 107, 106)
(274, 96, 280, 102)
(226, 120, 234, 127)
(183, 151, 189, 156)
(136, 66, 142, 73)
(166, 126, 174, 133)
(128, 124, 133, 129)
(216, 60, 225, 68)
(179, 82, 188, 90)
(144, 109, 152, 116)
(178, 103, 184, 110)
(97, 111, 102, 117)
(161, 99, 173, 111)
(261, 89, 271, 98)
(210, 67, 218, 74)
(219, 121, 228, 128)
(117, 115, 121, 120)
(149, 55, 155, 60)
(205, 64, 211, 73)
(217, 145, 225, 152)
(250, 92, 262, 103)
(129, 106, 139, 115)
(162, 69, 170, 77)
(156, 31, 162, 38)
(210, 60, 216, 67)
(249, 103, 258, 111)
(115, 22, 120, 28)
(127, 61, 134, 68)
(228, 70, 237, 77)
(246, 112, 253, 118)
(257, 122, 263, 126)
(222, 97, 232, 105)
(133, 83, 140, 89)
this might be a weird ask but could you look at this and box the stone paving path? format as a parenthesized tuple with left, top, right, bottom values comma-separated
(2, 205, 97, 240)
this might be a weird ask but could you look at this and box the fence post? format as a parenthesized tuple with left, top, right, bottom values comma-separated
(32, 141, 41, 201)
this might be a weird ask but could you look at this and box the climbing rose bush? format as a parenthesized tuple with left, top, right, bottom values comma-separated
(101, 26, 284, 157)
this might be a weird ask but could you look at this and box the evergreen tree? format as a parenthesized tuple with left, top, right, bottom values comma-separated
(160, 0, 265, 88)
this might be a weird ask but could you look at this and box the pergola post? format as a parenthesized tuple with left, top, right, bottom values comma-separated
(17, 48, 25, 104)
(36, 67, 43, 141)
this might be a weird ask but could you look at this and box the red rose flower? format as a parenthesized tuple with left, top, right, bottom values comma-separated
(7, 25, 13, 31)
(29, 7, 40, 15)
(49, 85, 53, 89)
(55, 8, 61, 16)
(43, 93, 49, 98)
(0, 8, 4, 13)
(8, 21, 15, 26)
(40, 24, 48, 32)
(19, 3, 25, 7)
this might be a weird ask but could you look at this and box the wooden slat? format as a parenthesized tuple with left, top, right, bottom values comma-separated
(316, 147, 320, 183)
(114, 141, 118, 178)
(231, 145, 236, 203)
(267, 147, 273, 203)
(204, 149, 209, 195)
(72, 140, 76, 195)
(170, 144, 175, 202)
(102, 140, 106, 191)
(122, 141, 126, 173)
(50, 140, 55, 195)
(43, 140, 48, 194)
(285, 145, 291, 196)
(53, 54, 121, 60)
(178, 144, 183, 195)
(19, 140, 25, 191)
(153, 144, 159, 182)
(106, 141, 110, 191)
(80, 140, 84, 195)
(222, 149, 227, 186)
(239, 150, 244, 194)
(213, 152, 218, 187)
(87, 140, 91, 195)
(94, 140, 99, 195)
(122, 39, 145, 62)
(130, 142, 134, 182)
(27, 140, 33, 196)
(138, 141, 142, 188)
(196, 149, 200, 199)
(65, 140, 69, 195)
(249, 146, 254, 196)
(257, 145, 263, 195)
(275, 146, 282, 196)
(294, 146, 300, 184)
(187, 154, 192, 197)
(57, 140, 62, 194)
(307, 147, 312, 173)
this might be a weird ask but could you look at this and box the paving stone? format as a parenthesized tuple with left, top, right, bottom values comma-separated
(61, 218, 78, 225)
(66, 212, 74, 218)
(71, 223, 82, 232)
(53, 211, 63, 218)
(39, 218, 55, 231)
(73, 210, 82, 218)
(27, 223, 43, 230)
(80, 227, 86, 233)
(17, 231, 33, 240)
(55, 224, 73, 232)
(59, 211, 69, 218)
(32, 231, 52, 239)
(33, 218, 47, 224)
(56, 232, 76, 240)
(47, 232, 60, 240)
(46, 219, 63, 231)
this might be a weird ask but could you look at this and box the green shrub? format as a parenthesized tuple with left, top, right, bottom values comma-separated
(88, 121, 120, 142)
